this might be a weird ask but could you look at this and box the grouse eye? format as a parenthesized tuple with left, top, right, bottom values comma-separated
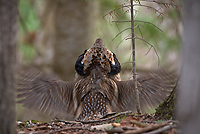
(109, 53, 121, 75)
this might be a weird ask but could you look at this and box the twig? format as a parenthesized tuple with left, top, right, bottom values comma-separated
(105, 127, 125, 133)
(103, 4, 139, 20)
(52, 126, 87, 133)
(145, 45, 153, 55)
(115, 21, 121, 32)
(134, 4, 166, 17)
(112, 20, 163, 32)
(105, 4, 164, 19)
(135, 20, 163, 32)
(104, 2, 165, 21)
(136, 37, 160, 65)
(130, 120, 148, 127)
(137, 25, 144, 39)
(112, 20, 132, 23)
(126, 37, 160, 66)
(142, 120, 158, 124)
(116, 33, 131, 47)
(103, 5, 128, 20)
(143, 123, 176, 134)
(112, 25, 138, 41)
(112, 28, 132, 41)
(51, 119, 82, 124)
(76, 111, 132, 124)
(125, 121, 169, 134)
(140, 0, 180, 10)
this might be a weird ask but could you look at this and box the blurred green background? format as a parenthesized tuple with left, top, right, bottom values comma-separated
(17, 0, 181, 121)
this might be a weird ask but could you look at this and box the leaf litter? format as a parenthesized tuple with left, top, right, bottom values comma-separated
(17, 111, 179, 134)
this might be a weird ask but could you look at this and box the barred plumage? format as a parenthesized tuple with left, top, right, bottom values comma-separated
(17, 38, 177, 121)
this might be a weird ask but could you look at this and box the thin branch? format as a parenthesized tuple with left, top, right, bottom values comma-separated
(125, 121, 169, 134)
(104, 0, 178, 24)
(112, 20, 131, 23)
(112, 20, 163, 32)
(104, 4, 165, 18)
(135, 20, 163, 32)
(112, 28, 132, 41)
(135, 37, 160, 61)
(116, 33, 131, 48)
(130, 120, 149, 127)
(137, 25, 144, 39)
(104, 3, 164, 21)
(103, 5, 129, 20)
(123, 2, 131, 10)
(145, 45, 153, 55)
(140, 0, 180, 10)
(130, 0, 141, 114)
(115, 21, 121, 32)
(126, 37, 160, 66)
(51, 119, 82, 124)
(143, 124, 175, 134)
(134, 4, 166, 17)
(112, 25, 139, 41)
(112, 4, 166, 18)
(52, 126, 89, 133)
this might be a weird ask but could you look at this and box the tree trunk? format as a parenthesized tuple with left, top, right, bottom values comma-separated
(177, 0, 200, 133)
(35, 0, 99, 81)
(0, 0, 18, 133)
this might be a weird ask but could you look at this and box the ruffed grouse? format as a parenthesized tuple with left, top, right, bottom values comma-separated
(17, 38, 176, 121)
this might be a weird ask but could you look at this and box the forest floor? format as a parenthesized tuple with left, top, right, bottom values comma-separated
(16, 111, 179, 134)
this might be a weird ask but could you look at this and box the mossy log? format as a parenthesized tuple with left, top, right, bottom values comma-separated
(155, 82, 179, 120)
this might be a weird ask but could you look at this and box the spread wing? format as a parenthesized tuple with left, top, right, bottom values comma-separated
(17, 69, 75, 117)
(116, 70, 177, 112)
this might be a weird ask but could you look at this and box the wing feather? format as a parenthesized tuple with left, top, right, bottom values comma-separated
(17, 69, 75, 117)
(116, 70, 177, 112)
